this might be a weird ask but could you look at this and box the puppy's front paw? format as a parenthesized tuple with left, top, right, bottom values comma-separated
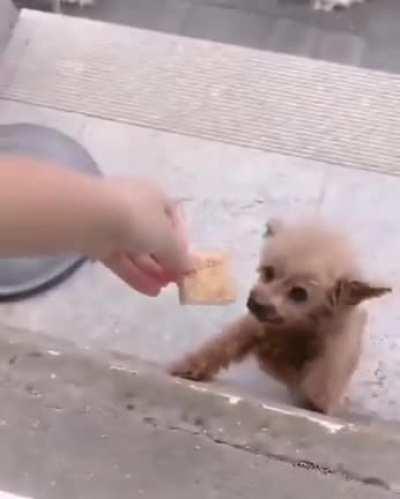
(312, 0, 364, 10)
(169, 356, 214, 381)
(304, 389, 339, 415)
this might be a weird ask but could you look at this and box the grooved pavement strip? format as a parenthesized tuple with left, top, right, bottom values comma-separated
(1, 11, 400, 175)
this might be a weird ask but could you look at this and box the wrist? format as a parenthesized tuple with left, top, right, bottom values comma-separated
(87, 177, 131, 260)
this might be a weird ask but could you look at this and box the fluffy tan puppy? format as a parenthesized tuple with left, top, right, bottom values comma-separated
(170, 219, 390, 414)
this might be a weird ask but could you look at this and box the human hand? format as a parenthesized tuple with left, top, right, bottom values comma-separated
(99, 179, 193, 296)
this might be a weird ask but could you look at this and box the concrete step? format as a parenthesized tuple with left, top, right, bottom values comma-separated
(0, 323, 398, 498)
(1, 10, 400, 176)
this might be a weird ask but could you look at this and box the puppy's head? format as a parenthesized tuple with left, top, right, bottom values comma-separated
(247, 219, 390, 327)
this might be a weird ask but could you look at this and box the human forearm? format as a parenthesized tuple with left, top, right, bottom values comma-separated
(0, 155, 121, 258)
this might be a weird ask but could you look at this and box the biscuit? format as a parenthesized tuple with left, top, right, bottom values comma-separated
(179, 252, 236, 305)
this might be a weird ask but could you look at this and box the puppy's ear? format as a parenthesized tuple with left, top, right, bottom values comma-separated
(263, 218, 283, 238)
(330, 279, 391, 307)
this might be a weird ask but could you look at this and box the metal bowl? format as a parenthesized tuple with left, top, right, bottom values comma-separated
(0, 123, 101, 301)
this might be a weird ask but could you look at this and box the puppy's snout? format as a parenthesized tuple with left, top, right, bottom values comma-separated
(247, 294, 264, 316)
(247, 293, 278, 322)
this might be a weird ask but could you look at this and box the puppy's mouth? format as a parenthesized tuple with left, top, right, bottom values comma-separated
(246, 297, 284, 325)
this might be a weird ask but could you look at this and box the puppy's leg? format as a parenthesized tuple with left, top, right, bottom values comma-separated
(299, 310, 366, 415)
(255, 347, 297, 387)
(170, 314, 261, 381)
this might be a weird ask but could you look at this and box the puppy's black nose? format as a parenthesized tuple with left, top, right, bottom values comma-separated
(247, 295, 277, 320)
(247, 295, 262, 315)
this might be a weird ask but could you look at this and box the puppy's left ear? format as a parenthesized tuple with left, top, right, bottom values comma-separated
(330, 280, 391, 307)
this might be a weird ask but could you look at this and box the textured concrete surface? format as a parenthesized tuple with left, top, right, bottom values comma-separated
(14, 0, 400, 73)
(1, 7, 399, 498)
(0, 100, 398, 425)
(2, 11, 400, 176)
(0, 324, 399, 498)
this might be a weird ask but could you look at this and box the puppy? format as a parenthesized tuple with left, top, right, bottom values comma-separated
(170, 219, 390, 414)
(312, 0, 365, 11)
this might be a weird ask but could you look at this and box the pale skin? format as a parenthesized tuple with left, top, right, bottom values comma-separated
(0, 155, 193, 296)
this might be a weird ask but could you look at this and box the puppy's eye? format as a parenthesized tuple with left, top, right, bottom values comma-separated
(261, 266, 275, 282)
(289, 286, 308, 303)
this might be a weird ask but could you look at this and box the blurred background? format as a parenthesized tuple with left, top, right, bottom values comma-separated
(13, 0, 400, 73)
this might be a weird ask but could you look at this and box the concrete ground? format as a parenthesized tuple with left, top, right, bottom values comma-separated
(0, 98, 398, 425)
(0, 324, 399, 499)
(1, 3, 400, 498)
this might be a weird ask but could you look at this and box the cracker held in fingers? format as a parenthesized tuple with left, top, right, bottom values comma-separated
(179, 252, 237, 305)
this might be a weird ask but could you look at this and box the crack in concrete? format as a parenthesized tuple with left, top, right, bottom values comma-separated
(2, 371, 395, 494)
(139, 413, 394, 494)
(1, 331, 398, 496)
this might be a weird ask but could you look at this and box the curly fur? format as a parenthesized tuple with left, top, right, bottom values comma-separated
(170, 219, 390, 415)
